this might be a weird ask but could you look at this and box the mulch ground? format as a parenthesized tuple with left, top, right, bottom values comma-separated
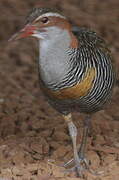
(0, 0, 119, 179)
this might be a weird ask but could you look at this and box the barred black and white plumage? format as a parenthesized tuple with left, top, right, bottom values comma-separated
(74, 28, 115, 111)
(46, 27, 115, 114)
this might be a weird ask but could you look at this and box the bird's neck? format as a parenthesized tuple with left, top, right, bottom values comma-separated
(38, 30, 80, 90)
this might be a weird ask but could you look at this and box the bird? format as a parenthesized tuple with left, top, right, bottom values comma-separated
(9, 7, 115, 177)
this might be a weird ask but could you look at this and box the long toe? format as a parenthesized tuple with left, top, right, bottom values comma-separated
(63, 157, 101, 177)
(63, 160, 86, 177)
(63, 158, 74, 168)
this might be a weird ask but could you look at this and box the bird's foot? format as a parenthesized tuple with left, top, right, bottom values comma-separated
(47, 158, 103, 177)
(47, 158, 87, 177)
(63, 157, 102, 177)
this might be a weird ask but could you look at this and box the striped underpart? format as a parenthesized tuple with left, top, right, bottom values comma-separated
(75, 47, 114, 112)
(46, 28, 115, 113)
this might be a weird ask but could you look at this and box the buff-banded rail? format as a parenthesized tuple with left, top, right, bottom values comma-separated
(9, 7, 115, 177)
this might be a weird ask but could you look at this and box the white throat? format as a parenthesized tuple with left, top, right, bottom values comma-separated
(38, 27, 72, 89)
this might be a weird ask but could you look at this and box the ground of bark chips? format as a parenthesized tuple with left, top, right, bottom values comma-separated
(0, 0, 119, 179)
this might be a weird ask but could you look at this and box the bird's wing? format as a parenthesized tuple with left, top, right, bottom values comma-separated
(72, 26, 110, 53)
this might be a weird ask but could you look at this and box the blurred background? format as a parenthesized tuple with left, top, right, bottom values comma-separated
(0, 0, 119, 179)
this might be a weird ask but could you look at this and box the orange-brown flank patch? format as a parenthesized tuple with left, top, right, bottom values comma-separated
(42, 68, 96, 100)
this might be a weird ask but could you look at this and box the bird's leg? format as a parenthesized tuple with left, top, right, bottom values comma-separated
(64, 113, 79, 160)
(63, 117, 90, 167)
(77, 116, 90, 168)
(47, 113, 76, 168)
(63, 113, 83, 176)
(63, 114, 97, 177)
(77, 116, 103, 175)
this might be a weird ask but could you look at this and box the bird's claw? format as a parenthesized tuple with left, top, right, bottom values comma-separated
(62, 157, 101, 177)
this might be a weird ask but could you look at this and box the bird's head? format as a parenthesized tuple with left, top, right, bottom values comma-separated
(9, 7, 73, 41)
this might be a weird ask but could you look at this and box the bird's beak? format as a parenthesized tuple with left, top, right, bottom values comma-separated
(8, 24, 36, 42)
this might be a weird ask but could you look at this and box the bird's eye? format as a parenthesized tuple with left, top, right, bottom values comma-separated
(41, 17, 49, 24)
